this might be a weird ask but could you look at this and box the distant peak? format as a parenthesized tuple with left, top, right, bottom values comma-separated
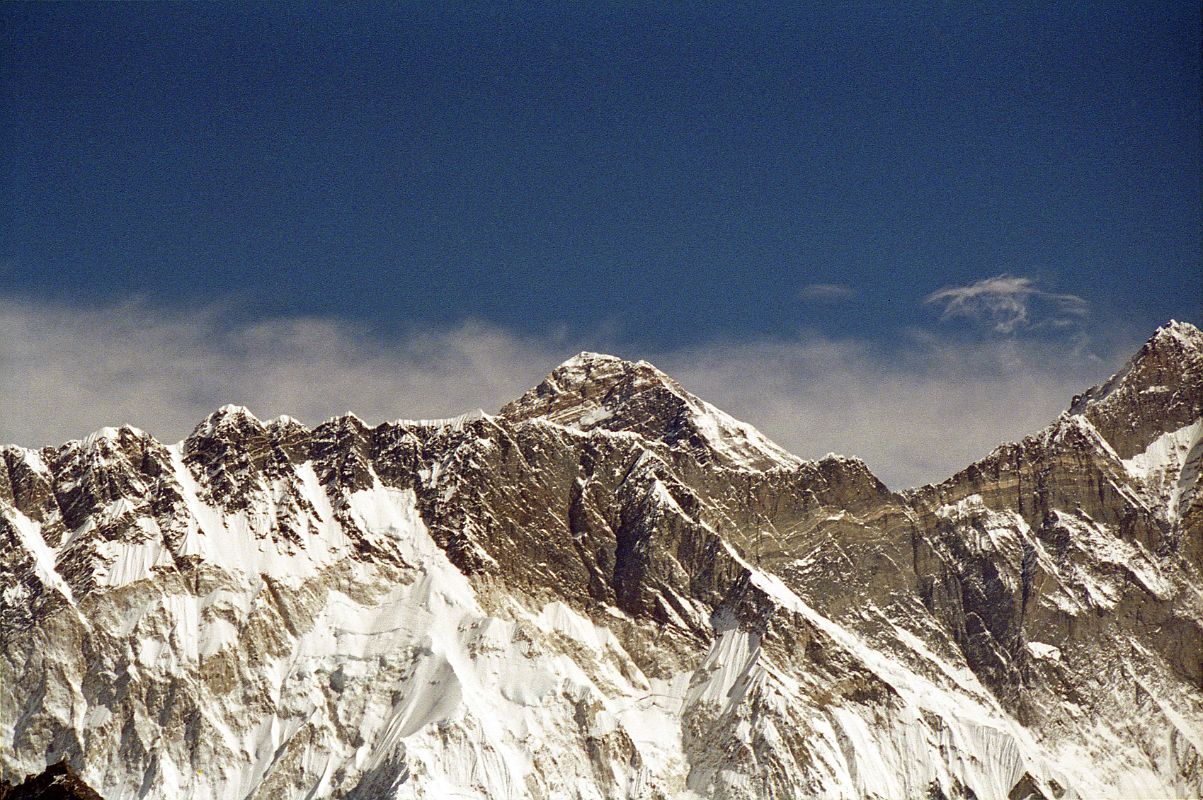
(560, 351, 629, 367)
(214, 403, 258, 419)
(548, 352, 662, 384)
(81, 426, 121, 447)
(194, 404, 263, 438)
(1149, 319, 1202, 350)
(76, 423, 148, 450)
(819, 452, 861, 465)
(503, 353, 678, 422)
(267, 414, 305, 428)
(1066, 320, 1203, 459)
(507, 352, 680, 414)
(502, 352, 802, 472)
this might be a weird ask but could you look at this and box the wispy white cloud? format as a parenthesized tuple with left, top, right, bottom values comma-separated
(925, 274, 1087, 333)
(0, 298, 1131, 489)
(0, 298, 566, 448)
(658, 329, 1115, 489)
(800, 283, 857, 301)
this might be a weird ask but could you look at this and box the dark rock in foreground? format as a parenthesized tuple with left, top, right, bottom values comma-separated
(0, 762, 104, 800)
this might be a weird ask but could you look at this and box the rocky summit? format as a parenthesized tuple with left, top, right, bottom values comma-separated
(1, 322, 1200, 800)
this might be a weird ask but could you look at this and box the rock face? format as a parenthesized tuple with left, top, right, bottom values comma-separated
(1, 322, 1200, 800)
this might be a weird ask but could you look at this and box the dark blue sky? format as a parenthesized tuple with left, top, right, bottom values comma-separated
(3, 2, 1199, 349)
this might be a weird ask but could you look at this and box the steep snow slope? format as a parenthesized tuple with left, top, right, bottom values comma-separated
(1, 323, 1201, 799)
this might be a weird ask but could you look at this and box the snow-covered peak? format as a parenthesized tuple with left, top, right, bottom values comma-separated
(194, 404, 263, 438)
(268, 414, 304, 428)
(387, 408, 493, 430)
(1063, 320, 1203, 460)
(536, 352, 665, 397)
(320, 411, 368, 430)
(1150, 319, 1203, 351)
(81, 426, 121, 447)
(1072, 320, 1202, 410)
(556, 350, 647, 372)
(819, 452, 863, 465)
(501, 352, 675, 424)
(67, 424, 149, 452)
(501, 352, 802, 471)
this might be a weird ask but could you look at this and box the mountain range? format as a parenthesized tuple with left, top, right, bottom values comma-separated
(2, 320, 1200, 799)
